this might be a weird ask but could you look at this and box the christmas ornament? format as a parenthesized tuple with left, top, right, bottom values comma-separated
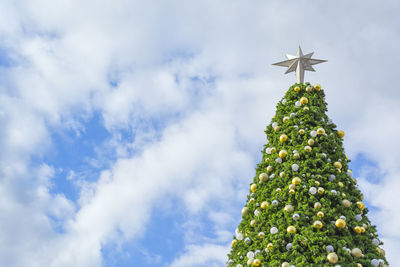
(279, 171, 285, 178)
(294, 86, 300, 92)
(250, 184, 257, 192)
(244, 237, 251, 244)
(276, 157, 282, 163)
(326, 245, 334, 252)
(241, 207, 248, 216)
(306, 85, 313, 92)
(354, 226, 362, 234)
(314, 202, 322, 209)
(253, 259, 261, 266)
(283, 116, 290, 123)
(309, 187, 317, 195)
(317, 127, 325, 135)
(258, 232, 265, 238)
(287, 225, 296, 234)
(298, 129, 305, 135)
(231, 240, 237, 246)
(282, 262, 290, 267)
(335, 219, 346, 228)
(356, 201, 365, 210)
(317, 211, 324, 218)
(247, 251, 255, 259)
(342, 199, 351, 208)
(334, 161, 342, 169)
(250, 220, 256, 227)
(303, 106, 309, 111)
(259, 173, 268, 182)
(286, 243, 292, 251)
(351, 248, 362, 258)
(313, 220, 323, 229)
(236, 232, 243, 240)
(292, 177, 301, 185)
(304, 146, 312, 152)
(280, 134, 288, 142)
(267, 165, 273, 172)
(292, 164, 299, 172)
(314, 84, 322, 91)
(317, 187, 324, 195)
(310, 130, 317, 137)
(371, 259, 379, 267)
(337, 130, 345, 138)
(261, 201, 269, 209)
(307, 139, 315, 146)
(293, 152, 300, 159)
(270, 227, 278, 234)
(284, 205, 294, 212)
(279, 150, 288, 158)
(295, 101, 301, 107)
(293, 213, 300, 220)
(327, 252, 338, 264)
(300, 97, 308, 104)
(272, 122, 278, 128)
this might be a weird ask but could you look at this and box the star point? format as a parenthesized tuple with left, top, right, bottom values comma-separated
(272, 46, 327, 84)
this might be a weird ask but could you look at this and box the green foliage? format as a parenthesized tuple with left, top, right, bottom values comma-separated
(226, 83, 388, 267)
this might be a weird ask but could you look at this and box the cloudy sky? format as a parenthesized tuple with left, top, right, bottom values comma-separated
(1, 0, 399, 266)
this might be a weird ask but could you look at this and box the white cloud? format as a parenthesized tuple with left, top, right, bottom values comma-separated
(0, 0, 400, 266)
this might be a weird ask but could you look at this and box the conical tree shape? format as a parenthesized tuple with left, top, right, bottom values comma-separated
(227, 83, 388, 267)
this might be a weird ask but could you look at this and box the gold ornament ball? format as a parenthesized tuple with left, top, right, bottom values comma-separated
(314, 84, 322, 91)
(342, 193, 346, 198)
(250, 219, 256, 227)
(289, 189, 295, 194)
(303, 106, 309, 111)
(317, 127, 325, 135)
(284, 204, 294, 212)
(317, 187, 325, 195)
(279, 150, 288, 158)
(283, 116, 290, 123)
(293, 152, 300, 159)
(274, 126, 280, 132)
(377, 247, 386, 256)
(267, 165, 273, 172)
(313, 220, 323, 229)
(317, 211, 324, 218)
(259, 172, 268, 182)
(294, 86, 301, 92)
(241, 207, 248, 216)
(356, 201, 365, 210)
(292, 177, 301, 185)
(253, 259, 261, 266)
(354, 226, 362, 234)
(270, 147, 276, 153)
(282, 262, 290, 267)
(289, 184, 295, 190)
(327, 252, 338, 264)
(315, 181, 320, 186)
(334, 161, 342, 169)
(306, 85, 313, 92)
(314, 202, 322, 209)
(342, 199, 352, 208)
(351, 248, 362, 258)
(280, 134, 288, 142)
(258, 232, 265, 238)
(287, 225, 297, 234)
(360, 226, 366, 233)
(300, 97, 309, 105)
(337, 130, 345, 138)
(250, 184, 257, 192)
(357, 264, 363, 267)
(267, 243, 273, 250)
(304, 145, 312, 152)
(261, 201, 269, 209)
(232, 240, 238, 246)
(335, 219, 346, 228)
(308, 139, 315, 146)
(298, 129, 305, 135)
(280, 171, 285, 178)
(338, 182, 344, 187)
(276, 188, 281, 193)
(249, 198, 255, 204)
(247, 259, 254, 265)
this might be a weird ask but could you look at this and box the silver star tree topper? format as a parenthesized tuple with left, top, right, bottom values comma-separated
(272, 46, 327, 84)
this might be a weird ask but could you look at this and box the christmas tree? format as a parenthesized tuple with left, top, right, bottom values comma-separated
(226, 47, 388, 267)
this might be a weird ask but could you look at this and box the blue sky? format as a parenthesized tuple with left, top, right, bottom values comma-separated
(1, 1, 400, 266)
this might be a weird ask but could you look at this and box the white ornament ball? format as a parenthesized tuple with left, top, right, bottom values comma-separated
(310, 130, 317, 137)
(309, 187, 317, 195)
(270, 227, 278, 234)
(282, 99, 287, 104)
(371, 259, 379, 267)
(355, 214, 362, 221)
(254, 209, 260, 216)
(295, 101, 301, 107)
(236, 265, 243, 267)
(326, 245, 334, 252)
(293, 213, 300, 220)
(340, 215, 346, 220)
(244, 237, 251, 244)
(272, 122, 278, 128)
(272, 200, 279, 206)
(276, 157, 282, 163)
(292, 164, 299, 172)
(236, 233, 243, 240)
(266, 147, 272, 154)
(246, 251, 255, 259)
(329, 174, 336, 181)
(286, 243, 292, 250)
(331, 190, 337, 195)
(372, 238, 380, 246)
